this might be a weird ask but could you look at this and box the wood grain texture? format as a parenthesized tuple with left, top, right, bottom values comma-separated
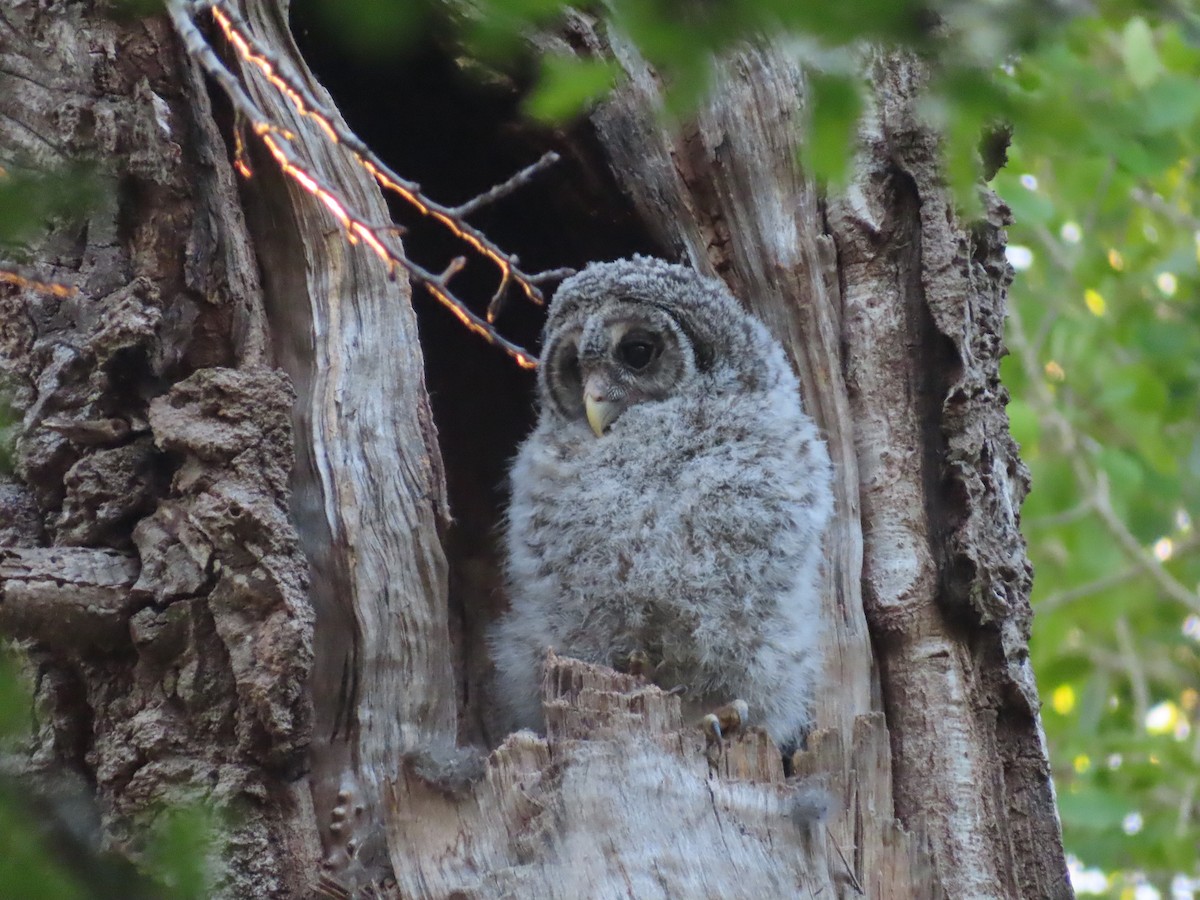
(386, 653, 937, 899)
(828, 53, 1071, 899)
(225, 0, 458, 884)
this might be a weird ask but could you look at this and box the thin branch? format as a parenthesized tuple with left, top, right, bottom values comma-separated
(1131, 185, 1200, 232)
(826, 826, 864, 895)
(526, 267, 576, 284)
(1036, 566, 1138, 615)
(1091, 470, 1200, 615)
(1176, 719, 1200, 837)
(451, 151, 560, 218)
(1080, 156, 1116, 239)
(167, 0, 548, 369)
(1114, 616, 1149, 728)
(1084, 646, 1182, 686)
(1024, 498, 1096, 530)
(0, 263, 77, 298)
(194, 0, 566, 319)
(1036, 536, 1200, 613)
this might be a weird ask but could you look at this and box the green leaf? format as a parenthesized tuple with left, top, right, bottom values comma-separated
(141, 806, 219, 900)
(1122, 17, 1165, 89)
(524, 56, 620, 123)
(996, 174, 1057, 224)
(1006, 398, 1040, 455)
(1097, 446, 1146, 496)
(1058, 786, 1131, 829)
(801, 73, 863, 186)
(0, 166, 103, 251)
(1138, 75, 1200, 133)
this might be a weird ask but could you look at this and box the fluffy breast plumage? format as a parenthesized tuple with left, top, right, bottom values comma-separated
(493, 364, 832, 746)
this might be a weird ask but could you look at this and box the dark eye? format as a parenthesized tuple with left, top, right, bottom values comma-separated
(617, 336, 659, 371)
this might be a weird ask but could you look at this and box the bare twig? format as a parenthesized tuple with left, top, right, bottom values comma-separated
(1036, 536, 1200, 613)
(1114, 616, 1149, 727)
(0, 264, 77, 298)
(826, 826, 864, 895)
(1024, 499, 1096, 530)
(451, 151, 560, 218)
(1080, 157, 1116, 239)
(169, 0, 570, 369)
(198, 3, 566, 299)
(1176, 720, 1200, 837)
(526, 267, 576, 284)
(1131, 185, 1200, 232)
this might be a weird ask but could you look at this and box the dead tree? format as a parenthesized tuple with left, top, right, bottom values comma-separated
(0, 2, 1070, 897)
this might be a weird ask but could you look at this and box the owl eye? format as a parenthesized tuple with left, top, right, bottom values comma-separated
(617, 334, 660, 371)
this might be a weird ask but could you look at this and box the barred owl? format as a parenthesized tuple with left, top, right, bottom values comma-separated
(490, 256, 833, 749)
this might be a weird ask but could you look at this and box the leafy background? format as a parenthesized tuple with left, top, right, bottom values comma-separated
(997, 12, 1200, 896)
(3, 0, 1200, 896)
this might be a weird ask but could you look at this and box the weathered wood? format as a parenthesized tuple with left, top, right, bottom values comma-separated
(386, 653, 889, 899)
(0, 3, 1070, 898)
(828, 54, 1070, 898)
(556, 30, 931, 896)
(0, 548, 139, 650)
(536, 23, 1068, 899)
(225, 0, 459, 885)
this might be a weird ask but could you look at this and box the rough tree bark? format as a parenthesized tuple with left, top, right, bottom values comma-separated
(0, 2, 1070, 898)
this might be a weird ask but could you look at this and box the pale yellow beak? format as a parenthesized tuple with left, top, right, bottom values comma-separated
(585, 395, 619, 437)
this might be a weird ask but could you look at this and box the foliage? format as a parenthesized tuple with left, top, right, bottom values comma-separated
(996, 13, 1200, 897)
(0, 166, 101, 257)
(0, 646, 218, 899)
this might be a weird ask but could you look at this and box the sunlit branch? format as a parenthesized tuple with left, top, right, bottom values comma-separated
(0, 265, 77, 298)
(192, 1, 566, 314)
(168, 0, 561, 369)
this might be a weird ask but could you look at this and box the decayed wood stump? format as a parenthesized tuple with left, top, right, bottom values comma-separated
(385, 652, 940, 899)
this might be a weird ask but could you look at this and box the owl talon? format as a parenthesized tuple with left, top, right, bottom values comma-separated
(702, 699, 749, 766)
(713, 699, 749, 737)
(702, 713, 725, 766)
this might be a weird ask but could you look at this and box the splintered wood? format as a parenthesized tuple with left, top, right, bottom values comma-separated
(386, 653, 939, 899)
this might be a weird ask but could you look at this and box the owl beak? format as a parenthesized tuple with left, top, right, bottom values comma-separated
(585, 394, 619, 437)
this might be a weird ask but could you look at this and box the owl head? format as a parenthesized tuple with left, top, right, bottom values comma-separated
(537, 256, 777, 436)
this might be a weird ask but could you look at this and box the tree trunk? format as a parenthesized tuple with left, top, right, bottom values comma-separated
(0, 2, 1070, 898)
